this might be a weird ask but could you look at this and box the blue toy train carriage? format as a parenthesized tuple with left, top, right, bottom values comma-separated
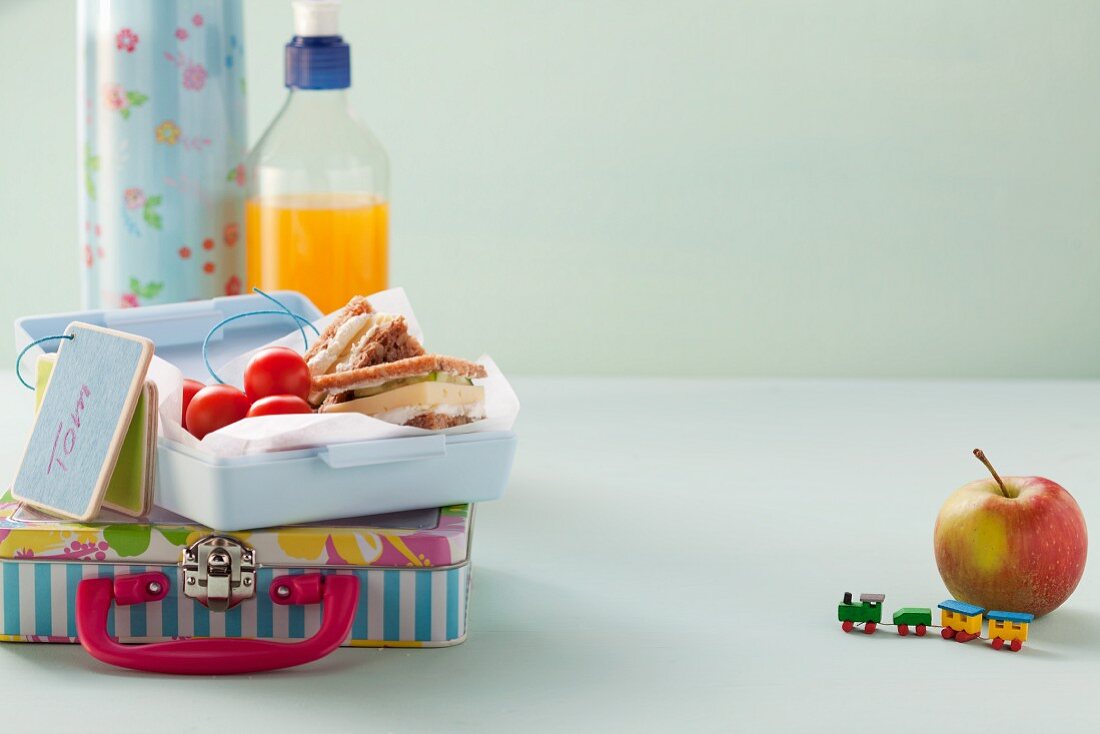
(986, 610, 1034, 652)
(938, 600, 984, 643)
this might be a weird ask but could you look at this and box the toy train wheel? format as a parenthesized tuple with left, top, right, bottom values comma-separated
(915, 624, 927, 637)
(955, 631, 976, 643)
(941, 627, 956, 640)
(841, 620, 854, 633)
(1010, 639, 1022, 652)
(992, 637, 1004, 650)
(863, 621, 877, 635)
(897, 624, 909, 636)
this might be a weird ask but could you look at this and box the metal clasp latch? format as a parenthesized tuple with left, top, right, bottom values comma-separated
(181, 536, 257, 613)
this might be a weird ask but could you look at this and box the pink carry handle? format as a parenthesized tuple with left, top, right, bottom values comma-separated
(76, 571, 358, 675)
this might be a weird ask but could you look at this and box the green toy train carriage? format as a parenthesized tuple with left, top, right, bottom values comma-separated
(838, 592, 884, 634)
(892, 607, 932, 636)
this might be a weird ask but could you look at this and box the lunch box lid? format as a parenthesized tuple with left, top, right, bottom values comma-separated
(0, 493, 473, 568)
(14, 290, 324, 380)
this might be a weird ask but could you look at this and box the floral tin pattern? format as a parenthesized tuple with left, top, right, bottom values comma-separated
(0, 495, 472, 569)
(78, 1, 247, 309)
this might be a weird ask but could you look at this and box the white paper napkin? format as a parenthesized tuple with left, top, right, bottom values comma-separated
(147, 288, 520, 457)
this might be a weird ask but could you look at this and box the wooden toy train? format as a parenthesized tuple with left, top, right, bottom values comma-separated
(838, 592, 1035, 652)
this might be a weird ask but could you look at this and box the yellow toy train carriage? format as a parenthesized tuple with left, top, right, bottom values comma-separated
(987, 610, 1034, 652)
(938, 600, 983, 643)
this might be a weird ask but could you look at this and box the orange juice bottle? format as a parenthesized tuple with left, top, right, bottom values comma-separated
(245, 0, 389, 314)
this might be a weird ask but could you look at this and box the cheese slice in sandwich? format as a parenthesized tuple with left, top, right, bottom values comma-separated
(304, 296, 425, 406)
(315, 354, 488, 429)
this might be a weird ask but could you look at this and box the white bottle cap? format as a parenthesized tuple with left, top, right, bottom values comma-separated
(292, 0, 341, 37)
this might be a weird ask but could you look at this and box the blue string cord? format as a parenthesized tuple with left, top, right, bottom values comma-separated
(202, 289, 320, 385)
(15, 334, 74, 391)
(254, 287, 311, 348)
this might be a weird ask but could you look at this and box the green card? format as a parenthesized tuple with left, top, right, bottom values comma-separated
(33, 353, 157, 518)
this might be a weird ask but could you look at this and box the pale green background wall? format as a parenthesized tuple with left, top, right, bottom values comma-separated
(1, 1, 1099, 377)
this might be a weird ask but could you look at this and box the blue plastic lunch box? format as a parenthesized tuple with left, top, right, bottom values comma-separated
(14, 292, 517, 530)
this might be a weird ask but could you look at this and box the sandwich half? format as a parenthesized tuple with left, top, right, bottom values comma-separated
(304, 296, 425, 406)
(315, 354, 488, 429)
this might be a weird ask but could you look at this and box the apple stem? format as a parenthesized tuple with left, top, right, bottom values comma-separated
(973, 449, 1010, 498)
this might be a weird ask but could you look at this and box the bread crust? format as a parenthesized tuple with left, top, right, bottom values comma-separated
(303, 295, 374, 364)
(304, 308, 426, 406)
(349, 317, 425, 369)
(319, 391, 352, 409)
(313, 354, 487, 392)
(403, 412, 475, 430)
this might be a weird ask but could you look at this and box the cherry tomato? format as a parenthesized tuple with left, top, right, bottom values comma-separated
(244, 347, 311, 402)
(181, 379, 204, 430)
(246, 395, 314, 418)
(185, 385, 252, 440)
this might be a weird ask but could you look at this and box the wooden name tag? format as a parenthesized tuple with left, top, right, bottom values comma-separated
(11, 323, 154, 521)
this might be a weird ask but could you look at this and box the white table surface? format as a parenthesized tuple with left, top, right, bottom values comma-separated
(1, 375, 1098, 732)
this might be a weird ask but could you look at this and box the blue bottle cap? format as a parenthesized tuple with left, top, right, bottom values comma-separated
(285, 35, 350, 90)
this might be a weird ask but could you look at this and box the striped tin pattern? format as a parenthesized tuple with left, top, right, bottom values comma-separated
(0, 561, 469, 648)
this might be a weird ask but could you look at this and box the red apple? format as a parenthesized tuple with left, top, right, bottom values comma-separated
(933, 450, 1087, 617)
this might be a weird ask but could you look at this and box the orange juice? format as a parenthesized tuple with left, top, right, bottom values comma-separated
(246, 194, 388, 314)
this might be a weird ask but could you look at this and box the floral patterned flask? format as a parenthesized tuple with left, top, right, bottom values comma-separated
(78, 0, 247, 308)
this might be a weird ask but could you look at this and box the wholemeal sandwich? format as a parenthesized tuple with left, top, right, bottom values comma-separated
(306, 296, 488, 429)
(314, 354, 488, 429)
(303, 296, 425, 406)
